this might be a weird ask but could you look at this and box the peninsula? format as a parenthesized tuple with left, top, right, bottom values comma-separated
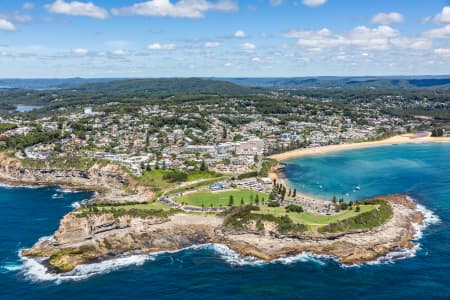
(0, 78, 448, 274)
(0, 145, 426, 273)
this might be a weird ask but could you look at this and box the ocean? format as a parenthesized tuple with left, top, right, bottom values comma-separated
(1, 143, 449, 299)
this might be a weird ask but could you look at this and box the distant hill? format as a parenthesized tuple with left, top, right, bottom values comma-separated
(74, 78, 257, 96)
(0, 78, 117, 90)
(219, 76, 450, 89)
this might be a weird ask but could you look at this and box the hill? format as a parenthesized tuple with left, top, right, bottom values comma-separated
(221, 76, 450, 89)
(74, 78, 257, 96)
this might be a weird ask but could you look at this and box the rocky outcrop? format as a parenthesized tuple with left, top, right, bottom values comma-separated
(22, 195, 425, 272)
(0, 153, 154, 203)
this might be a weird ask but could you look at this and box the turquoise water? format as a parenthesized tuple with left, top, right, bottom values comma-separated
(1, 143, 450, 299)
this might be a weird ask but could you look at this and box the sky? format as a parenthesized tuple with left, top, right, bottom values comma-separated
(1, 0, 450, 78)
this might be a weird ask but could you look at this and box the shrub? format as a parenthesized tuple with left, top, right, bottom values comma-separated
(285, 204, 304, 213)
(268, 201, 280, 207)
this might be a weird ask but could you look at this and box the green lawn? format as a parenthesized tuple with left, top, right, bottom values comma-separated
(166, 177, 229, 195)
(176, 189, 269, 208)
(257, 205, 377, 226)
(138, 169, 222, 193)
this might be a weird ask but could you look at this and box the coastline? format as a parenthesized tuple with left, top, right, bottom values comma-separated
(268, 133, 450, 205)
(269, 133, 450, 162)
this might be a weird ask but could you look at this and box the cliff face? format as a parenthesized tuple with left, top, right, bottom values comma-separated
(0, 153, 154, 203)
(22, 213, 220, 272)
(22, 195, 425, 272)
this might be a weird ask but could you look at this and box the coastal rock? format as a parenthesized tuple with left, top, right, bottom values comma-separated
(0, 153, 154, 203)
(22, 195, 425, 272)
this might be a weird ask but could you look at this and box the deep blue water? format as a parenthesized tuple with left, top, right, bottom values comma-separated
(1, 143, 450, 299)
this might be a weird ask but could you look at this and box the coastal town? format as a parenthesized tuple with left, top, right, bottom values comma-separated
(0, 79, 448, 279)
(1, 91, 446, 180)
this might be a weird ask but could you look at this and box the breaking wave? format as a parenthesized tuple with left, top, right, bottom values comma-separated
(357, 197, 441, 267)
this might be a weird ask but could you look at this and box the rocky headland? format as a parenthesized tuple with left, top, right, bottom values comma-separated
(0, 153, 154, 203)
(21, 195, 424, 272)
(0, 153, 426, 272)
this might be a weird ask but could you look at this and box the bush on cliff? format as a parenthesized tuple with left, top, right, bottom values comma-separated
(318, 199, 393, 233)
(222, 205, 306, 234)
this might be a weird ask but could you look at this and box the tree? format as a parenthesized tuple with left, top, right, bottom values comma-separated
(228, 195, 234, 207)
(240, 197, 244, 206)
(355, 205, 360, 212)
(200, 160, 207, 171)
(293, 189, 297, 197)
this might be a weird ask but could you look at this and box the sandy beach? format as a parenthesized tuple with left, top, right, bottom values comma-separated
(269, 133, 450, 162)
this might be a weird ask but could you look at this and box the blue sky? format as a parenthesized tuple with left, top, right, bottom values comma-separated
(1, 0, 450, 77)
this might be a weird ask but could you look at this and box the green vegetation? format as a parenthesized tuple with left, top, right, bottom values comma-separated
(318, 199, 393, 233)
(138, 169, 222, 193)
(258, 158, 278, 177)
(258, 204, 376, 228)
(166, 177, 228, 195)
(0, 123, 17, 134)
(285, 204, 304, 213)
(21, 156, 109, 170)
(1, 130, 65, 151)
(222, 205, 307, 234)
(76, 201, 179, 219)
(175, 189, 268, 208)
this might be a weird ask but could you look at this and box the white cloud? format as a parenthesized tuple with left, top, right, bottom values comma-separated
(111, 0, 238, 18)
(234, 30, 246, 38)
(371, 12, 404, 25)
(111, 49, 128, 56)
(251, 56, 261, 62)
(433, 6, 450, 24)
(423, 24, 450, 39)
(390, 37, 432, 50)
(0, 19, 16, 31)
(434, 47, 450, 57)
(147, 43, 176, 50)
(23, 2, 35, 10)
(224, 62, 232, 67)
(205, 41, 220, 48)
(285, 25, 400, 51)
(240, 42, 256, 50)
(45, 0, 109, 20)
(73, 48, 89, 56)
(302, 0, 327, 7)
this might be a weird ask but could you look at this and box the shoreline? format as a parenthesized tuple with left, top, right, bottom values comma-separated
(20, 194, 428, 275)
(269, 133, 450, 162)
(268, 133, 450, 206)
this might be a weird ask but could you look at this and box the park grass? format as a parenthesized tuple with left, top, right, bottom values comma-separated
(257, 205, 377, 228)
(175, 189, 268, 208)
(138, 169, 222, 193)
(166, 176, 229, 195)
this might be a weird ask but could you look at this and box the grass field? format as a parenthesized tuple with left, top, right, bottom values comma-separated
(257, 205, 377, 227)
(176, 189, 269, 207)
(138, 169, 222, 192)
(166, 177, 229, 195)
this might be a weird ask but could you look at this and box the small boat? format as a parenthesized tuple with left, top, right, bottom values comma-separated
(355, 185, 361, 190)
